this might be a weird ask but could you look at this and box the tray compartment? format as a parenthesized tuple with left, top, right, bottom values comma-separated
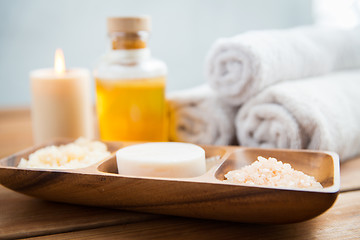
(97, 145, 228, 175)
(215, 148, 336, 188)
(0, 139, 123, 169)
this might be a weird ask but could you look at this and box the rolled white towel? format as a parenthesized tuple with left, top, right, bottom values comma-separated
(235, 70, 360, 161)
(206, 26, 360, 106)
(167, 85, 237, 145)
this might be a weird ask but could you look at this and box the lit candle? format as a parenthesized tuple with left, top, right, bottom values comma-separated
(30, 49, 94, 144)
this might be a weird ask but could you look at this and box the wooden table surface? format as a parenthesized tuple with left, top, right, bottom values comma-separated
(0, 108, 359, 240)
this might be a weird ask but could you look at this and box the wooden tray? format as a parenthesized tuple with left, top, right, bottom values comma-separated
(0, 140, 340, 224)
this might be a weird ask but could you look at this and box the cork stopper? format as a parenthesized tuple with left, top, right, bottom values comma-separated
(107, 16, 151, 33)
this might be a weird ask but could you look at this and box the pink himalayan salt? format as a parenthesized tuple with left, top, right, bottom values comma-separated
(224, 156, 322, 189)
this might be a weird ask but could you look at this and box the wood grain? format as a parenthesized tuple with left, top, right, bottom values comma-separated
(340, 156, 360, 192)
(26, 190, 360, 240)
(0, 185, 159, 239)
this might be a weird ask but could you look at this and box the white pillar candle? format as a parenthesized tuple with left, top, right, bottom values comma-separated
(30, 49, 94, 144)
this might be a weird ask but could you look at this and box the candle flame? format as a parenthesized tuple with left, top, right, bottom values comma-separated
(54, 48, 66, 74)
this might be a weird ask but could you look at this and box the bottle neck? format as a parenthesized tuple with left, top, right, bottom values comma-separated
(106, 31, 151, 64)
(109, 31, 149, 50)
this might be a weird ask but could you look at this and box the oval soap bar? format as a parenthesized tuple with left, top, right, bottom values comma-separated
(116, 142, 206, 178)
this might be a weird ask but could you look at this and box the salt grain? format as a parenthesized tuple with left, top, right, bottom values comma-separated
(224, 156, 323, 189)
(18, 138, 110, 169)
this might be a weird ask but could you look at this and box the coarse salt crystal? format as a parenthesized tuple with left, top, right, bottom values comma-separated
(17, 138, 110, 169)
(224, 156, 323, 189)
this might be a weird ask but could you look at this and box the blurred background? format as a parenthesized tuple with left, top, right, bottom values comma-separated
(0, 0, 358, 107)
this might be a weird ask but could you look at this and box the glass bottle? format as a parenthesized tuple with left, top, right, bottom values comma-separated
(94, 16, 167, 141)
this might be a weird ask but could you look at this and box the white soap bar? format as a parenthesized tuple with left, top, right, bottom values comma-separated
(116, 142, 206, 178)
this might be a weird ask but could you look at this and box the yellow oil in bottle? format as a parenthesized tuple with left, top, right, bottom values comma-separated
(95, 16, 168, 142)
(96, 76, 167, 141)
